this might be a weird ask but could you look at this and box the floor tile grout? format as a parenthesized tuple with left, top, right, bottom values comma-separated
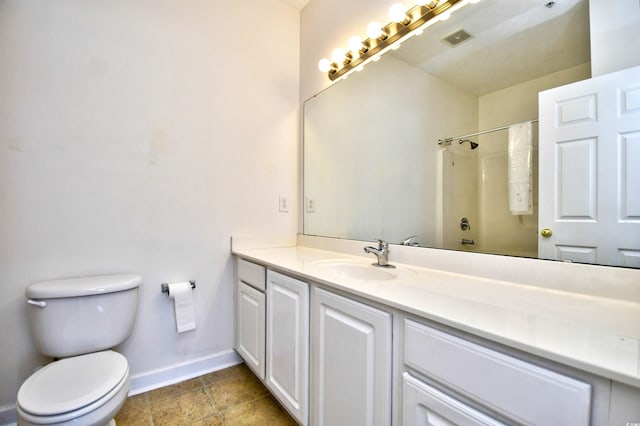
(115, 363, 296, 426)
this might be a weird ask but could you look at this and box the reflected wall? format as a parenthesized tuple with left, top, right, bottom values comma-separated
(304, 53, 477, 246)
(304, 52, 591, 255)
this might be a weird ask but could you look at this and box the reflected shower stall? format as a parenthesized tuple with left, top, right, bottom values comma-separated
(438, 138, 479, 252)
(438, 121, 539, 257)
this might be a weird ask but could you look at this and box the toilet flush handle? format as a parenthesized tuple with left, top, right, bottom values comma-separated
(27, 299, 47, 308)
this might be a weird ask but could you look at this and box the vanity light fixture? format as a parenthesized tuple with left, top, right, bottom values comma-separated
(348, 35, 368, 56)
(332, 48, 348, 65)
(318, 58, 334, 73)
(366, 21, 388, 40)
(318, 0, 481, 81)
(389, 3, 411, 25)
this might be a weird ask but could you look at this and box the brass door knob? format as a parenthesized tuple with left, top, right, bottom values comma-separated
(540, 228, 553, 238)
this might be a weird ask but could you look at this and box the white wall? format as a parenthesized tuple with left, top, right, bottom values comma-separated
(589, 0, 640, 76)
(0, 0, 299, 413)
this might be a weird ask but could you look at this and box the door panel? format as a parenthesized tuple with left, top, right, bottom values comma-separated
(311, 287, 392, 426)
(236, 282, 265, 379)
(539, 65, 640, 266)
(266, 270, 309, 425)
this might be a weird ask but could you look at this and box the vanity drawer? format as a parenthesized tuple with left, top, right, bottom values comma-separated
(238, 258, 266, 291)
(403, 372, 505, 426)
(404, 319, 591, 426)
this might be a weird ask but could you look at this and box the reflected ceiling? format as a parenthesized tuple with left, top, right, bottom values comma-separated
(392, 0, 590, 95)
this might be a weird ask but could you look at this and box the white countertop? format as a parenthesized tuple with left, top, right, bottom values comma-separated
(232, 244, 640, 389)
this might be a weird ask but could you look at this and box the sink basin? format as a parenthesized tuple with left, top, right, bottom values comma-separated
(310, 260, 398, 281)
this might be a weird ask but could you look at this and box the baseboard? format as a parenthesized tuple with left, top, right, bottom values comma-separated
(128, 349, 242, 395)
(0, 403, 16, 426)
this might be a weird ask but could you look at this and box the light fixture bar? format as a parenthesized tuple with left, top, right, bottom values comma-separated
(326, 0, 463, 81)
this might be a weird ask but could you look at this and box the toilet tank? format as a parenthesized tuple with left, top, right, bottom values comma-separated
(25, 274, 141, 358)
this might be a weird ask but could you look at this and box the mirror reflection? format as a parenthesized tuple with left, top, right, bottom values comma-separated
(304, 0, 599, 261)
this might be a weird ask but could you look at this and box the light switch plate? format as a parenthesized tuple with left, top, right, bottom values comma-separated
(279, 196, 289, 212)
(305, 197, 316, 213)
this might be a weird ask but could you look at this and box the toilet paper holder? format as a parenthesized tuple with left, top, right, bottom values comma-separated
(161, 280, 196, 296)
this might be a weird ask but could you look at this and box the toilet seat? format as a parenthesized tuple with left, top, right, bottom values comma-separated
(17, 351, 129, 423)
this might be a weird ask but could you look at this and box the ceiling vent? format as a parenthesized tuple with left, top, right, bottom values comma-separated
(442, 29, 473, 46)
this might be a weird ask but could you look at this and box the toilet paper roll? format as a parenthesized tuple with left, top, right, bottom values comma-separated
(168, 282, 196, 333)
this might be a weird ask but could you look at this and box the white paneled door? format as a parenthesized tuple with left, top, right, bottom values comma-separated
(311, 287, 392, 426)
(266, 271, 309, 425)
(236, 282, 266, 380)
(539, 65, 640, 266)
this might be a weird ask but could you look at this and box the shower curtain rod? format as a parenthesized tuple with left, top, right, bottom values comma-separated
(439, 119, 539, 144)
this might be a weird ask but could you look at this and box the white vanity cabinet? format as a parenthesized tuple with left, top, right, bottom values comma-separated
(402, 318, 592, 426)
(310, 287, 392, 426)
(266, 270, 309, 425)
(235, 260, 310, 425)
(233, 251, 640, 426)
(235, 258, 266, 380)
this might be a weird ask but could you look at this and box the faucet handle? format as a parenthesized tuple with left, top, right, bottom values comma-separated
(400, 235, 417, 246)
(376, 239, 388, 249)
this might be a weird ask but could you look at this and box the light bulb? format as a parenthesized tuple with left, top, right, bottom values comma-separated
(389, 3, 410, 24)
(439, 11, 451, 20)
(348, 36, 365, 54)
(366, 21, 386, 40)
(318, 58, 332, 73)
(469, 0, 481, 3)
(331, 48, 347, 64)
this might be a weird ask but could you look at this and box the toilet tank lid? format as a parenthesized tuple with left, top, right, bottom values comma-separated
(26, 274, 142, 299)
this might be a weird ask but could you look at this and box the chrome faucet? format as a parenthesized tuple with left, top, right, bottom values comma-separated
(364, 239, 395, 268)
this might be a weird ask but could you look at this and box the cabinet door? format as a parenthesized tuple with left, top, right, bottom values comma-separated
(403, 373, 505, 426)
(266, 271, 309, 425)
(236, 282, 265, 380)
(311, 287, 392, 426)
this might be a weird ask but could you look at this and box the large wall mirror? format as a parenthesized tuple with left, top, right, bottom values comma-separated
(303, 0, 638, 267)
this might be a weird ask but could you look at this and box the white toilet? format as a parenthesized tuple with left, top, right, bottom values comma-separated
(16, 274, 141, 426)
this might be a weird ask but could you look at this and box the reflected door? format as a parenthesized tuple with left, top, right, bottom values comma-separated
(538, 65, 640, 266)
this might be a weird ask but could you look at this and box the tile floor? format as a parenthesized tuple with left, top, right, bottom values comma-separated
(114, 363, 296, 426)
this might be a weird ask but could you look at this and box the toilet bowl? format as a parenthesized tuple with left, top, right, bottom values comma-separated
(17, 351, 129, 426)
(17, 274, 141, 426)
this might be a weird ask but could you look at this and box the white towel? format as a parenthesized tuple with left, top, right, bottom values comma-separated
(508, 122, 533, 215)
